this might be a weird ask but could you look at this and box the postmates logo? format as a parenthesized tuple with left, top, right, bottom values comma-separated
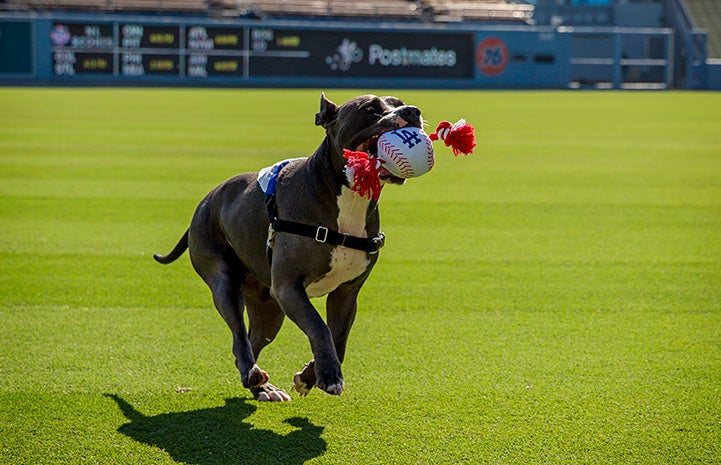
(325, 39, 364, 71)
(326, 38, 457, 72)
(476, 36, 508, 77)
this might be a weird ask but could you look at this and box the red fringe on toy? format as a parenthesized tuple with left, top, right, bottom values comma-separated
(429, 119, 476, 156)
(343, 149, 383, 200)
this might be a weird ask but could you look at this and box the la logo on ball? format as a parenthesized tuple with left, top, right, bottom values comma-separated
(377, 127, 435, 178)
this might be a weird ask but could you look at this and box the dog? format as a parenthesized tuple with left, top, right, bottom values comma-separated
(154, 93, 422, 401)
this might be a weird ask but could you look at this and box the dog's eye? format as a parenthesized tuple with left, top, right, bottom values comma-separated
(365, 105, 379, 114)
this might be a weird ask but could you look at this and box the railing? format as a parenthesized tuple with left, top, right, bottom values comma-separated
(564, 26, 674, 89)
(664, 0, 707, 89)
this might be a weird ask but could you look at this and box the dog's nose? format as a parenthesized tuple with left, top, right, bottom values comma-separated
(397, 105, 422, 125)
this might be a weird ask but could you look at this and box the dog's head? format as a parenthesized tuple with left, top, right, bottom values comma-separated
(315, 93, 423, 185)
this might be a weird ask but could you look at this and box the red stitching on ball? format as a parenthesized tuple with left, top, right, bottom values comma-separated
(425, 136, 435, 171)
(379, 137, 414, 177)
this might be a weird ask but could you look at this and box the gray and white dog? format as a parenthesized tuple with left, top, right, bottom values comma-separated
(154, 94, 422, 401)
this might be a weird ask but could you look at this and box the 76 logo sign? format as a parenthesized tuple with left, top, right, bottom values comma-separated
(476, 36, 508, 77)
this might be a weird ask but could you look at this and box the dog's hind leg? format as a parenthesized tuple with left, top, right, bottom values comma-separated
(244, 274, 285, 359)
(191, 246, 268, 394)
(244, 274, 291, 402)
(209, 273, 270, 390)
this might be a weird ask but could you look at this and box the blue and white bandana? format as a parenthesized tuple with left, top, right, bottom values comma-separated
(257, 157, 307, 196)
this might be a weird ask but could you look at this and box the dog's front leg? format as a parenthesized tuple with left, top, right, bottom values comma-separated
(326, 283, 361, 365)
(292, 284, 361, 396)
(272, 281, 344, 396)
(289, 283, 362, 396)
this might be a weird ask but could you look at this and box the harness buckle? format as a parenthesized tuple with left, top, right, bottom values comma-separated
(315, 226, 329, 243)
(266, 223, 276, 248)
(266, 223, 276, 264)
(369, 232, 385, 254)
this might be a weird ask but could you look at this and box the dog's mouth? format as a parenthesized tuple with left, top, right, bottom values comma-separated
(354, 135, 379, 155)
(355, 134, 406, 185)
(353, 119, 414, 186)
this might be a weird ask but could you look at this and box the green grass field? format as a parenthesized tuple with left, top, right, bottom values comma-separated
(1, 87, 719, 464)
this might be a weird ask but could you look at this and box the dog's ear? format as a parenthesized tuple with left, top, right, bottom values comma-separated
(315, 92, 338, 127)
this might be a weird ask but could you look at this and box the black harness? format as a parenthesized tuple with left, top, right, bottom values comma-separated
(260, 159, 385, 263)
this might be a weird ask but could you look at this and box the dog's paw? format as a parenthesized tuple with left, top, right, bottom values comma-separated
(319, 380, 345, 396)
(243, 364, 270, 388)
(293, 360, 316, 397)
(314, 360, 345, 396)
(251, 383, 291, 402)
(293, 372, 313, 397)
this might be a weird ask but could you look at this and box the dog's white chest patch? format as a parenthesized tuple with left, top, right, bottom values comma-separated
(305, 187, 371, 298)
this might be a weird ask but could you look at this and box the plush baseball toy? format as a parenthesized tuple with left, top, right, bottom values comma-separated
(344, 118, 475, 199)
(377, 127, 435, 178)
(377, 120, 476, 179)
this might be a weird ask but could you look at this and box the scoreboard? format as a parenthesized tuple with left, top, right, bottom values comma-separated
(1, 14, 576, 88)
(51, 23, 114, 75)
(51, 22, 247, 77)
(48, 20, 474, 80)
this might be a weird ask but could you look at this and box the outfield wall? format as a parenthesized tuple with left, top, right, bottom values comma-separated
(0, 12, 680, 89)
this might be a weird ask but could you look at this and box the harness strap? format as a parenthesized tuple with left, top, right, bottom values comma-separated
(265, 194, 384, 255)
(259, 158, 385, 263)
(273, 218, 385, 254)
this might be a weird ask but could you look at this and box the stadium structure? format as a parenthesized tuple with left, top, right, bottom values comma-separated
(0, 0, 719, 89)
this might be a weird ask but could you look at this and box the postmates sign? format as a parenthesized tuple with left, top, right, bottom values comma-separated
(476, 36, 508, 77)
(251, 29, 475, 79)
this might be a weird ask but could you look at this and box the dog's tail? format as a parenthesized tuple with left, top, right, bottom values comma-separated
(153, 229, 189, 265)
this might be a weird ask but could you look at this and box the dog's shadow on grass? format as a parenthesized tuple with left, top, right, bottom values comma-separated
(106, 394, 326, 465)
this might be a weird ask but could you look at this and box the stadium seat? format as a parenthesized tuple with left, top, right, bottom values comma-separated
(685, 0, 721, 58)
